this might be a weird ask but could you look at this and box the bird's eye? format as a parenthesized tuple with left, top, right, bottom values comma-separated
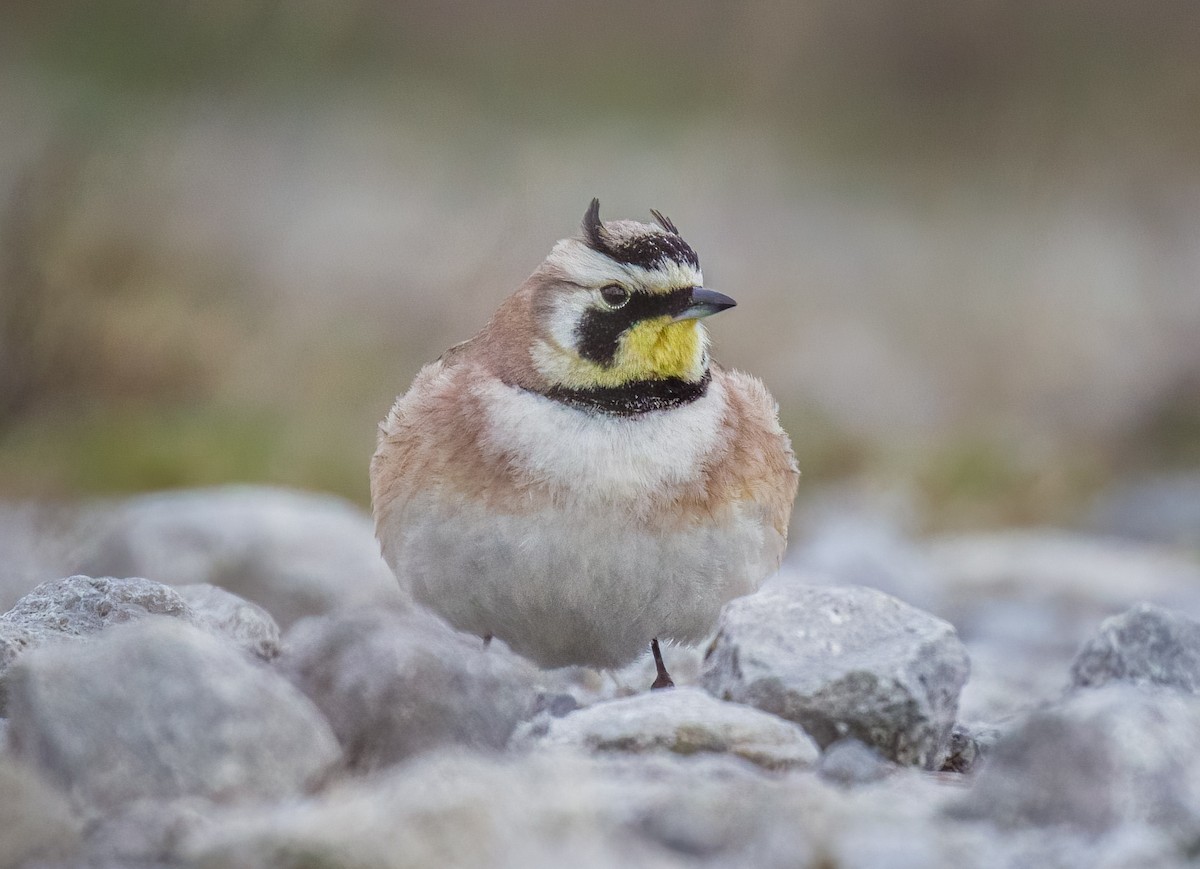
(599, 284, 631, 309)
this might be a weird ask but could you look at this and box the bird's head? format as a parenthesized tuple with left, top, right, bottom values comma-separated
(523, 199, 735, 392)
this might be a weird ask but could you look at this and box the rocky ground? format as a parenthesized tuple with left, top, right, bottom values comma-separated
(2, 482, 1200, 868)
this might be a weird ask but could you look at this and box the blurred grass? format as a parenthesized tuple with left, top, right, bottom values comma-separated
(6, 0, 1199, 162)
(0, 400, 375, 505)
(1, 0, 1198, 527)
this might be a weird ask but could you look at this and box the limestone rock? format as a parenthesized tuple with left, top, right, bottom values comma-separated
(278, 608, 541, 771)
(0, 754, 82, 867)
(817, 738, 896, 786)
(2, 574, 190, 636)
(0, 575, 192, 712)
(953, 684, 1200, 846)
(181, 749, 967, 869)
(1071, 603, 1200, 694)
(0, 575, 284, 712)
(701, 584, 969, 769)
(6, 617, 340, 811)
(176, 582, 281, 661)
(519, 687, 819, 771)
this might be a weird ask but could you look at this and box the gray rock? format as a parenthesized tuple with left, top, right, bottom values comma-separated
(0, 627, 32, 713)
(952, 684, 1200, 846)
(533, 692, 580, 718)
(175, 582, 281, 660)
(701, 584, 970, 769)
(278, 608, 541, 771)
(0, 576, 283, 712)
(82, 797, 215, 866)
(181, 748, 968, 869)
(1071, 603, 1200, 693)
(80, 486, 403, 626)
(0, 575, 192, 712)
(2, 574, 191, 635)
(817, 738, 896, 786)
(519, 687, 819, 771)
(6, 617, 340, 811)
(0, 754, 82, 868)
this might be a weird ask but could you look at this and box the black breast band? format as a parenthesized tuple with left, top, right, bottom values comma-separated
(536, 370, 711, 417)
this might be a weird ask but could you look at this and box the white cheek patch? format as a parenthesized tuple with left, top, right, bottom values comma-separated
(530, 337, 577, 384)
(476, 375, 728, 500)
(543, 289, 592, 353)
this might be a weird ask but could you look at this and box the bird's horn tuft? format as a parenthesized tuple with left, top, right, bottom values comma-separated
(582, 198, 607, 250)
(650, 209, 680, 235)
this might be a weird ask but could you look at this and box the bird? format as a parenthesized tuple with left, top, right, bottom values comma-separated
(370, 199, 798, 688)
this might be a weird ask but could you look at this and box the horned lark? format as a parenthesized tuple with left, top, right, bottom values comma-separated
(371, 200, 798, 687)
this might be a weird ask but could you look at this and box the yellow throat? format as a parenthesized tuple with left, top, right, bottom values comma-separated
(557, 318, 706, 389)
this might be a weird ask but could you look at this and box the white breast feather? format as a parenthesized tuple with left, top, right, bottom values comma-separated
(475, 376, 727, 503)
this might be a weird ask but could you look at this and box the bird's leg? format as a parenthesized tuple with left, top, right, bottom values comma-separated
(650, 638, 675, 690)
(482, 632, 493, 649)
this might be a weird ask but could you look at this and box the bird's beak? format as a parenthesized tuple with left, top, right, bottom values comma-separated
(673, 287, 737, 321)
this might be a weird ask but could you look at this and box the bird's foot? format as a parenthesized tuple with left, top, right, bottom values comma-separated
(650, 638, 674, 690)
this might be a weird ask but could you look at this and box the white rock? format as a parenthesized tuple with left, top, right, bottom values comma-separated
(925, 531, 1200, 723)
(519, 687, 819, 771)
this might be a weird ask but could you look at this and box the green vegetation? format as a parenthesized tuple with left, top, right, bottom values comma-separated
(1, 1, 1197, 527)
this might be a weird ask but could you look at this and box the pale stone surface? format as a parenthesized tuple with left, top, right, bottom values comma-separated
(175, 582, 281, 660)
(279, 607, 541, 771)
(0, 575, 284, 712)
(701, 584, 969, 768)
(953, 685, 1200, 846)
(519, 687, 819, 770)
(6, 618, 340, 811)
(817, 738, 896, 786)
(0, 753, 83, 868)
(0, 575, 192, 712)
(181, 749, 974, 869)
(1071, 603, 1200, 693)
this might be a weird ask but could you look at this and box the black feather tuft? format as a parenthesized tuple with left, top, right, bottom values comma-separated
(582, 198, 605, 249)
(581, 199, 699, 270)
(650, 209, 680, 235)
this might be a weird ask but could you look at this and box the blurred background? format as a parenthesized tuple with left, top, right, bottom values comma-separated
(2, 0, 1198, 531)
